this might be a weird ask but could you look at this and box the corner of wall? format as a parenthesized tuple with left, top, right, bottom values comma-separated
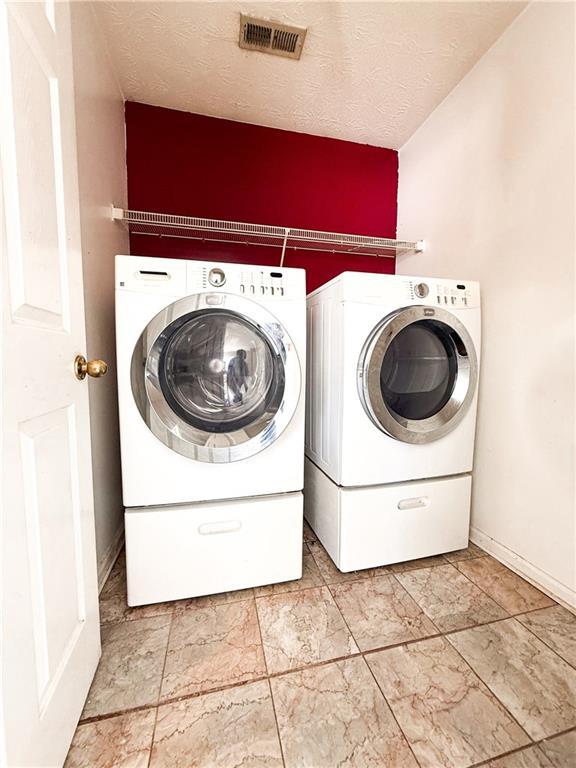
(71, 2, 129, 582)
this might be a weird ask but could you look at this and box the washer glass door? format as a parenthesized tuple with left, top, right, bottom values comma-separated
(359, 306, 477, 444)
(160, 311, 278, 433)
(132, 293, 300, 462)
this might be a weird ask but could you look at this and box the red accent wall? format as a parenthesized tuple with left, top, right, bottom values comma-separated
(125, 102, 398, 292)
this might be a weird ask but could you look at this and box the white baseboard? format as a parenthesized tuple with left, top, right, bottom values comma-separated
(470, 526, 575, 611)
(97, 523, 124, 593)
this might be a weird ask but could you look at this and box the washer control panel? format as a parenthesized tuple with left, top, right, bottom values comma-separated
(188, 262, 305, 299)
(115, 256, 306, 299)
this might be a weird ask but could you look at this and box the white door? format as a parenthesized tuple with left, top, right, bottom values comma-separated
(1, 2, 101, 766)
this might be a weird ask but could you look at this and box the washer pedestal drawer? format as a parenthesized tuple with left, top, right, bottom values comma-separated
(304, 458, 470, 572)
(125, 491, 303, 606)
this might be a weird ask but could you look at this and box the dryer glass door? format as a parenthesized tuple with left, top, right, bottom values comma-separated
(359, 306, 477, 444)
(132, 293, 301, 462)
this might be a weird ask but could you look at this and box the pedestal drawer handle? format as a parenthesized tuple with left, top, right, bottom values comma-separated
(397, 496, 430, 511)
(198, 521, 242, 535)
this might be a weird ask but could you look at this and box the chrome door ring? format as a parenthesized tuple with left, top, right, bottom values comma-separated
(358, 305, 478, 444)
(131, 292, 301, 462)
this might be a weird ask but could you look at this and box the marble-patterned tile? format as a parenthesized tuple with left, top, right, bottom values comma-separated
(444, 543, 486, 563)
(303, 520, 317, 543)
(389, 554, 448, 573)
(448, 619, 576, 739)
(256, 586, 358, 673)
(150, 680, 282, 767)
(65, 709, 156, 768)
(271, 657, 418, 768)
(367, 636, 530, 768)
(487, 746, 553, 768)
(539, 730, 576, 767)
(331, 574, 438, 651)
(456, 556, 555, 614)
(99, 552, 174, 625)
(82, 615, 171, 718)
(254, 549, 324, 597)
(517, 606, 576, 667)
(308, 540, 390, 585)
(160, 599, 266, 700)
(171, 586, 255, 612)
(396, 564, 508, 632)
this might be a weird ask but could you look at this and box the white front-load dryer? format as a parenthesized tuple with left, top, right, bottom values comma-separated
(304, 271, 481, 572)
(116, 255, 306, 604)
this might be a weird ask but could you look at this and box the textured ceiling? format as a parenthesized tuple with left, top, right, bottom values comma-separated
(95, 1, 525, 149)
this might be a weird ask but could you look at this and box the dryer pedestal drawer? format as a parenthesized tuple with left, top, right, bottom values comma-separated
(304, 458, 471, 572)
(125, 491, 303, 606)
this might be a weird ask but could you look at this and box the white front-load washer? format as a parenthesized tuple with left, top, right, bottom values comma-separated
(304, 271, 480, 571)
(116, 255, 306, 605)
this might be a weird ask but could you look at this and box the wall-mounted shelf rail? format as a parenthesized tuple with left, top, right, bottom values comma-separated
(111, 207, 424, 265)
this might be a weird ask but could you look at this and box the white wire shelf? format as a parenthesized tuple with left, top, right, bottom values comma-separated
(111, 208, 424, 265)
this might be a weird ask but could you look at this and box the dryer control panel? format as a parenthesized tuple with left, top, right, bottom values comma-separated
(406, 278, 480, 308)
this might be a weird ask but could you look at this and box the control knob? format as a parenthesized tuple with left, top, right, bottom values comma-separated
(414, 282, 429, 298)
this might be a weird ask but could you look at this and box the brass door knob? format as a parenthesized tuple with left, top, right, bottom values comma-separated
(75, 355, 108, 380)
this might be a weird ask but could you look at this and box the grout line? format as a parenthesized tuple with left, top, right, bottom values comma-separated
(79, 702, 161, 726)
(514, 612, 576, 673)
(361, 631, 443, 657)
(362, 653, 424, 768)
(253, 597, 270, 676)
(467, 743, 546, 768)
(468, 726, 576, 768)
(100, 606, 174, 628)
(537, 725, 576, 743)
(452, 554, 556, 617)
(266, 678, 287, 768)
(254, 582, 324, 601)
(268, 651, 363, 680)
(153, 674, 271, 710)
(147, 611, 173, 768)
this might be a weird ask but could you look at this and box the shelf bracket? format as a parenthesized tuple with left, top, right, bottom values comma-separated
(279, 228, 289, 268)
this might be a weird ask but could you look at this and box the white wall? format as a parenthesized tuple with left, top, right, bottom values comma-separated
(397, 3, 575, 606)
(70, 3, 129, 588)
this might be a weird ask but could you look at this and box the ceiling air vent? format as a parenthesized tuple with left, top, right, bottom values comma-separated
(239, 15, 307, 60)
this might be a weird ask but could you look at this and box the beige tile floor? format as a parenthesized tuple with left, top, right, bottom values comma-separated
(66, 527, 576, 768)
